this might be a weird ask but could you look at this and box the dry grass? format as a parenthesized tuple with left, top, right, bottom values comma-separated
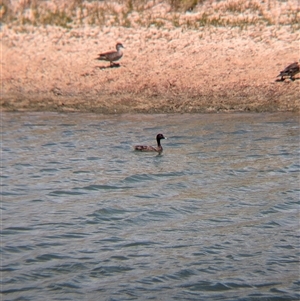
(1, 0, 299, 113)
(1, 0, 299, 30)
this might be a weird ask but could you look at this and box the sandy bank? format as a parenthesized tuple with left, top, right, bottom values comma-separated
(1, 23, 299, 113)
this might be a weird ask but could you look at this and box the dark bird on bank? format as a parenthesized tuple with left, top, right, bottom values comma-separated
(96, 43, 125, 67)
(134, 134, 166, 155)
(277, 61, 299, 81)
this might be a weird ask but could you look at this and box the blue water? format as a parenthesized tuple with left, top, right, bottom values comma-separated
(1, 112, 299, 301)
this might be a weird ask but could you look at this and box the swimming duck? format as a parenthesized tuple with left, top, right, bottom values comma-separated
(277, 61, 299, 81)
(96, 43, 125, 67)
(134, 134, 166, 154)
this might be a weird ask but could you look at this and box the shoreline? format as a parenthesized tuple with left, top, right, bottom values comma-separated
(2, 83, 299, 114)
(2, 22, 300, 114)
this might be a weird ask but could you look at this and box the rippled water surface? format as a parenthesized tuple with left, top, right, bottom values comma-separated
(2, 112, 299, 301)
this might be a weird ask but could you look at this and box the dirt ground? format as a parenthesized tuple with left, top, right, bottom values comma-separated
(1, 24, 299, 113)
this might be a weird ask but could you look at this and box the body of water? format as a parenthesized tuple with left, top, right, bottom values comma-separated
(2, 112, 299, 300)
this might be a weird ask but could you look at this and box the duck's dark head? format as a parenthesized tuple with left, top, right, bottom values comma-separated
(116, 43, 125, 50)
(156, 133, 165, 141)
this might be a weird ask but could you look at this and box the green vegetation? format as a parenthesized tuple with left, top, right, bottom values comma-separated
(1, 0, 299, 30)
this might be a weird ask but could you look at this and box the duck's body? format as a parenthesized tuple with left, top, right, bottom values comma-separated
(96, 43, 125, 66)
(134, 134, 166, 154)
(277, 61, 299, 81)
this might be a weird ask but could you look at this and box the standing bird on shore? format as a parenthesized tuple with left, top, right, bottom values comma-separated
(134, 134, 166, 155)
(96, 43, 125, 67)
(277, 61, 299, 81)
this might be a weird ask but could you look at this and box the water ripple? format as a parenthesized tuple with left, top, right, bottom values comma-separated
(2, 112, 299, 301)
